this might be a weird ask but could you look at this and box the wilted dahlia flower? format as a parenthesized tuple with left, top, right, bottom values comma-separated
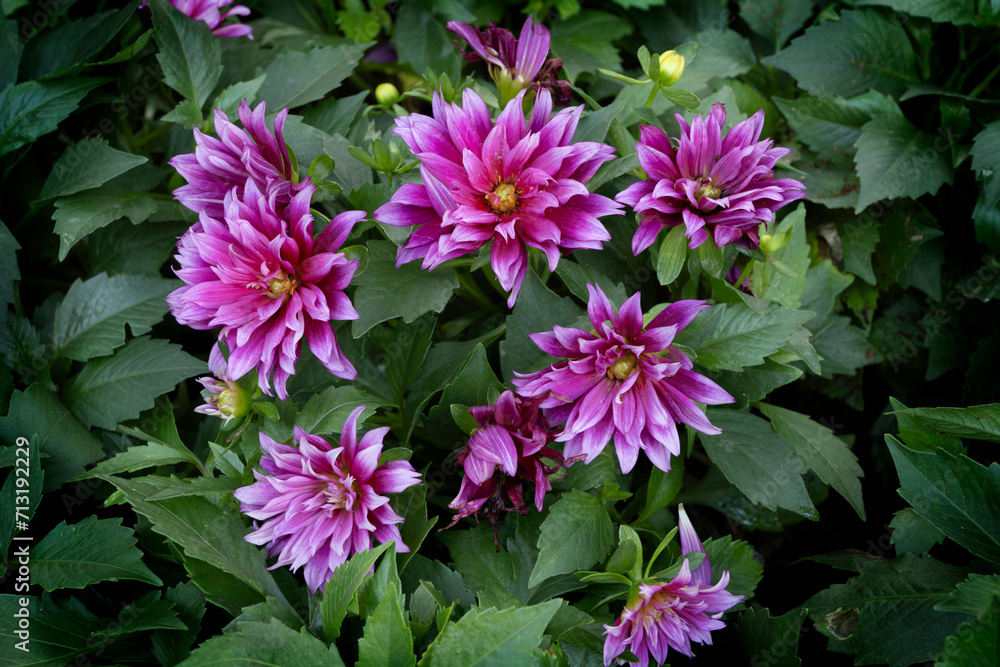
(162, 0, 253, 39)
(234, 407, 421, 594)
(513, 284, 733, 473)
(603, 507, 742, 665)
(616, 104, 805, 255)
(447, 16, 571, 106)
(193, 344, 251, 423)
(448, 391, 563, 532)
(170, 100, 301, 218)
(166, 180, 365, 399)
(374, 88, 622, 307)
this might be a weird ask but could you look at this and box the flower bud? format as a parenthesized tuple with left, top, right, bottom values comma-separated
(657, 51, 685, 87)
(760, 230, 790, 253)
(375, 82, 400, 107)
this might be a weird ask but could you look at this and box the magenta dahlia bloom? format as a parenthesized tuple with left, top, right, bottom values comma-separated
(374, 88, 622, 306)
(170, 100, 301, 218)
(603, 509, 742, 665)
(193, 344, 251, 423)
(448, 391, 563, 532)
(166, 180, 365, 399)
(513, 284, 733, 473)
(234, 408, 421, 593)
(447, 16, 571, 106)
(162, 0, 252, 38)
(616, 104, 805, 255)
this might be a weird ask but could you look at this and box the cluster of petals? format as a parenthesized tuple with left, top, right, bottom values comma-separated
(375, 88, 622, 306)
(603, 506, 742, 665)
(233, 407, 421, 594)
(162, 0, 253, 38)
(448, 391, 562, 532)
(514, 283, 733, 474)
(193, 344, 250, 423)
(166, 180, 365, 399)
(446, 16, 572, 105)
(170, 100, 303, 219)
(616, 104, 805, 255)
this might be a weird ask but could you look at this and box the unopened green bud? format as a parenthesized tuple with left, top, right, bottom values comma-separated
(375, 82, 400, 106)
(760, 230, 790, 253)
(657, 51, 685, 87)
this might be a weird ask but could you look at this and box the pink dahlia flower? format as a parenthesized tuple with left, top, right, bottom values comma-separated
(374, 88, 622, 307)
(166, 179, 365, 399)
(448, 391, 563, 532)
(193, 344, 251, 423)
(446, 16, 571, 106)
(234, 408, 421, 593)
(164, 0, 253, 39)
(603, 507, 742, 665)
(616, 104, 805, 255)
(513, 284, 733, 473)
(170, 100, 301, 218)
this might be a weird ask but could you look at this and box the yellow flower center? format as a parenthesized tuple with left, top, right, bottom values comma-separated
(608, 353, 638, 380)
(694, 180, 721, 201)
(265, 270, 299, 299)
(486, 183, 519, 213)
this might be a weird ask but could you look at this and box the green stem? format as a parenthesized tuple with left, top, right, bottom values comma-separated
(970, 60, 1000, 99)
(643, 83, 660, 108)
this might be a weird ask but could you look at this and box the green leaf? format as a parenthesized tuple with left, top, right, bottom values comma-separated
(587, 153, 639, 193)
(385, 315, 436, 406)
(439, 524, 523, 607)
(183, 555, 263, 617)
(150, 0, 220, 110)
(854, 114, 954, 212)
(695, 303, 815, 371)
(757, 403, 865, 520)
(0, 384, 104, 491)
(393, 480, 438, 573)
(550, 11, 631, 80)
(638, 457, 685, 524)
(358, 581, 415, 667)
(702, 535, 764, 603)
(393, 0, 464, 81)
(655, 225, 688, 286)
(52, 273, 176, 362)
(211, 74, 267, 123)
(529, 490, 615, 587)
(936, 575, 1000, 666)
(890, 397, 965, 453)
(798, 260, 855, 332)
(352, 241, 459, 337)
(152, 582, 206, 666)
(84, 219, 190, 277)
(839, 216, 880, 284)
(806, 553, 971, 666)
(321, 541, 393, 641)
(426, 344, 503, 447)
(573, 101, 625, 145)
(736, 607, 808, 667)
(0, 78, 109, 158)
(890, 404, 1000, 443)
(936, 573, 1000, 617)
(699, 409, 816, 518)
(419, 600, 562, 667)
(0, 219, 20, 306)
(18, 4, 136, 79)
(761, 10, 918, 98)
(889, 508, 945, 554)
(972, 121, 1000, 209)
(32, 516, 161, 590)
(257, 44, 367, 110)
(887, 435, 1000, 565)
(181, 619, 345, 666)
(62, 337, 205, 430)
(0, 434, 41, 554)
(750, 204, 810, 308)
(37, 137, 147, 201)
(773, 91, 900, 160)
(0, 19, 21, 91)
(53, 185, 157, 261)
(295, 386, 384, 437)
(708, 358, 803, 409)
(500, 271, 584, 381)
(738, 0, 813, 48)
(854, 0, 981, 25)
(810, 316, 881, 377)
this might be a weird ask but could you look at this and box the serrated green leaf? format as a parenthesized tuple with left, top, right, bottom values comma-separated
(0, 219, 20, 306)
(385, 315, 436, 406)
(358, 580, 415, 667)
(890, 404, 1000, 443)
(419, 600, 561, 667)
(757, 403, 865, 520)
(854, 0, 980, 25)
(709, 358, 803, 409)
(736, 606, 808, 667)
(84, 219, 190, 277)
(696, 303, 815, 371)
(321, 542, 393, 641)
(0, 77, 109, 158)
(426, 344, 503, 447)
(32, 516, 161, 590)
(773, 91, 900, 160)
(257, 44, 367, 110)
(295, 386, 384, 437)
(972, 121, 1000, 209)
(890, 508, 945, 554)
(152, 582, 206, 666)
(352, 241, 459, 337)
(889, 397, 965, 453)
(854, 114, 954, 212)
(806, 553, 971, 667)
(529, 491, 614, 587)
(37, 137, 147, 201)
(150, 0, 220, 110)
(738, 0, 812, 48)
(887, 435, 1000, 565)
(52, 273, 176, 361)
(18, 4, 136, 79)
(761, 10, 918, 98)
(811, 316, 880, 377)
(62, 337, 205, 430)
(700, 409, 815, 518)
(53, 185, 157, 261)
(750, 204, 810, 308)
(211, 74, 267, 123)
(181, 619, 344, 666)
(838, 216, 881, 285)
(638, 457, 684, 524)
(702, 535, 763, 603)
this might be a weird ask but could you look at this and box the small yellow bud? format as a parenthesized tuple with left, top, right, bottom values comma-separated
(375, 82, 400, 107)
(657, 51, 685, 87)
(760, 231, 790, 253)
